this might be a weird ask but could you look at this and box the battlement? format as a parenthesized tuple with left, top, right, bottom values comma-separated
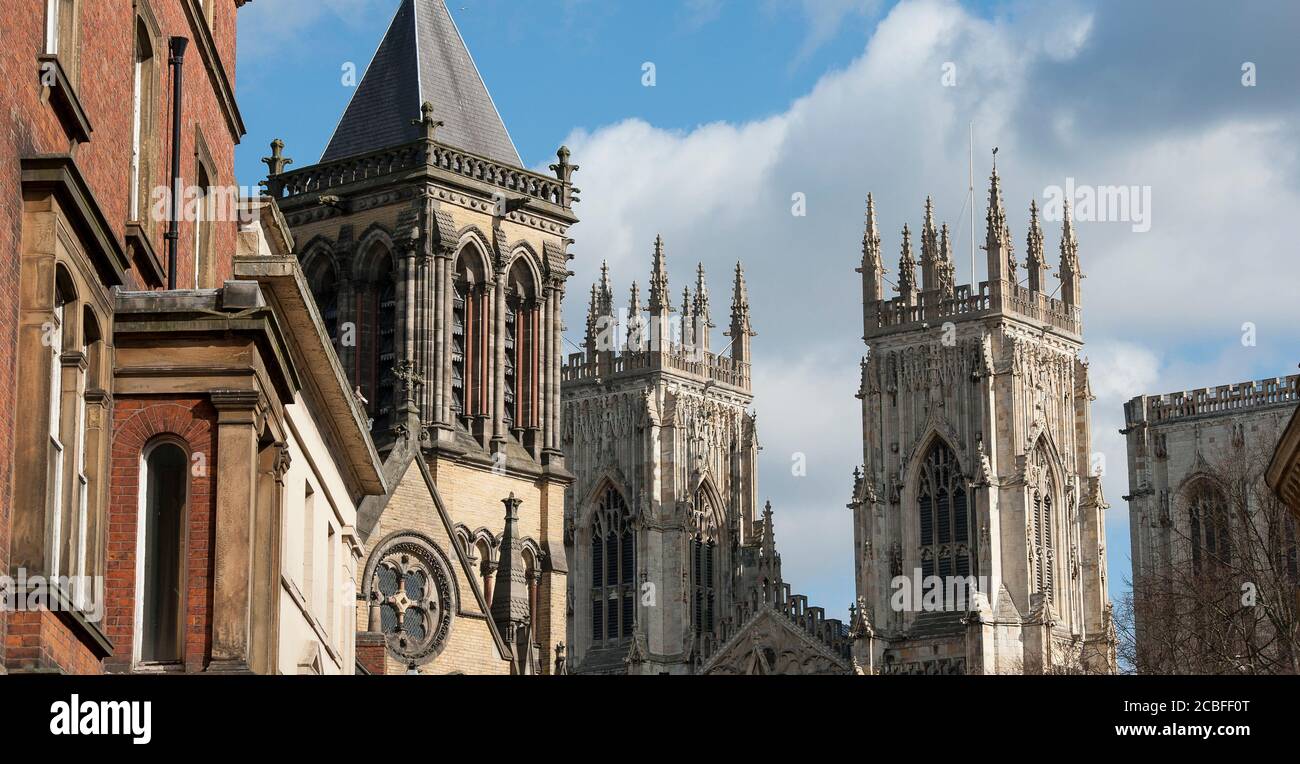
(861, 163, 1084, 343)
(262, 136, 577, 213)
(1124, 374, 1300, 428)
(563, 347, 751, 391)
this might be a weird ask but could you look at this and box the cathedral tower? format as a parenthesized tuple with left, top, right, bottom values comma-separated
(263, 0, 578, 674)
(562, 242, 851, 674)
(849, 159, 1114, 674)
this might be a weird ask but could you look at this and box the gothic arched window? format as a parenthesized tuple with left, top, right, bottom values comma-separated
(504, 258, 540, 439)
(306, 253, 340, 346)
(590, 485, 635, 646)
(138, 440, 187, 664)
(1028, 446, 1056, 602)
(690, 488, 719, 637)
(917, 440, 972, 595)
(1188, 482, 1230, 574)
(358, 245, 397, 442)
(452, 247, 488, 428)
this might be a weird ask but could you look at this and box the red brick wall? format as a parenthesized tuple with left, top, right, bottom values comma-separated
(0, 1, 245, 673)
(5, 610, 104, 675)
(356, 632, 388, 676)
(103, 397, 217, 673)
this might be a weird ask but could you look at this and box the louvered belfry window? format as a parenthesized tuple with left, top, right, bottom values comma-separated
(917, 441, 972, 601)
(590, 486, 635, 646)
(690, 489, 719, 636)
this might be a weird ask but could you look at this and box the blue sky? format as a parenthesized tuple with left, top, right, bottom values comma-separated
(236, 0, 1300, 622)
(235, 0, 893, 180)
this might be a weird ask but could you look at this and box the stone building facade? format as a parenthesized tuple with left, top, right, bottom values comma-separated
(261, 0, 578, 674)
(561, 243, 851, 674)
(0, 0, 254, 674)
(1124, 374, 1299, 673)
(848, 166, 1115, 674)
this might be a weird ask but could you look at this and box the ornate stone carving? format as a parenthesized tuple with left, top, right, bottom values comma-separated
(366, 535, 455, 665)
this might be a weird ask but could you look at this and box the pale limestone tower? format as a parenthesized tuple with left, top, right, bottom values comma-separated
(264, 0, 577, 674)
(849, 162, 1115, 675)
(562, 241, 851, 674)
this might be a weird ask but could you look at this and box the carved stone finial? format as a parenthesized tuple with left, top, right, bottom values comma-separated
(550, 145, 579, 183)
(262, 138, 293, 177)
(412, 101, 445, 142)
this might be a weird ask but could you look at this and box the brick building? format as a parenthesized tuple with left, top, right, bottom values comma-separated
(0, 0, 249, 675)
(1, 1, 387, 675)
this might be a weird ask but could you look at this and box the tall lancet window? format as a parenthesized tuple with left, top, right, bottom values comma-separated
(917, 440, 972, 598)
(690, 489, 719, 637)
(358, 245, 397, 440)
(306, 253, 339, 346)
(1028, 446, 1056, 602)
(504, 260, 539, 436)
(1188, 481, 1230, 575)
(590, 486, 635, 646)
(138, 441, 187, 664)
(452, 248, 488, 428)
(129, 18, 156, 223)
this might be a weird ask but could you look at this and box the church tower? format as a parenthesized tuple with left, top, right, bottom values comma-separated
(262, 0, 578, 674)
(849, 157, 1115, 674)
(562, 242, 852, 674)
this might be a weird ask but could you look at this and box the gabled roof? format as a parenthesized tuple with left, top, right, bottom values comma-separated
(321, 0, 522, 167)
(700, 606, 852, 676)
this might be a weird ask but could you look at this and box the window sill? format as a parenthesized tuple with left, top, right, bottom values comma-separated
(37, 55, 92, 144)
(125, 221, 166, 288)
(38, 580, 116, 660)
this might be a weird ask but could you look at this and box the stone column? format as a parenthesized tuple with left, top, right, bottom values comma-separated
(537, 289, 550, 455)
(547, 285, 563, 456)
(207, 390, 262, 673)
(249, 441, 289, 675)
(430, 252, 445, 431)
(336, 257, 357, 386)
(492, 268, 507, 448)
(483, 562, 498, 608)
(444, 259, 458, 429)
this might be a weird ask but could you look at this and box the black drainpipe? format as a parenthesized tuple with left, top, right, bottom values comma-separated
(165, 36, 188, 290)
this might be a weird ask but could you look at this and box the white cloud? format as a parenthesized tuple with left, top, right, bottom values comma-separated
(238, 0, 392, 62)
(556, 0, 1300, 617)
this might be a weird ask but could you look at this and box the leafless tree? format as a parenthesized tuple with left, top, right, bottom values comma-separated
(1120, 441, 1299, 674)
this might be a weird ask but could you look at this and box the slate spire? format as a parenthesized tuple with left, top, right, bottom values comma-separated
(321, 0, 521, 166)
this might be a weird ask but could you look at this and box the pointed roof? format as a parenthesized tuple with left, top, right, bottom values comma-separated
(862, 193, 881, 268)
(648, 235, 670, 311)
(897, 224, 917, 295)
(321, 0, 522, 166)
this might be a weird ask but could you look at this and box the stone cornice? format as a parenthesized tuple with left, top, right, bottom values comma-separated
(22, 155, 129, 286)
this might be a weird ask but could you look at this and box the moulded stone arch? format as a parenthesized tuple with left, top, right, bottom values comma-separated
(690, 471, 727, 540)
(1024, 429, 1068, 491)
(456, 226, 495, 275)
(507, 243, 543, 290)
(577, 472, 634, 531)
(903, 426, 968, 492)
(354, 226, 398, 283)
